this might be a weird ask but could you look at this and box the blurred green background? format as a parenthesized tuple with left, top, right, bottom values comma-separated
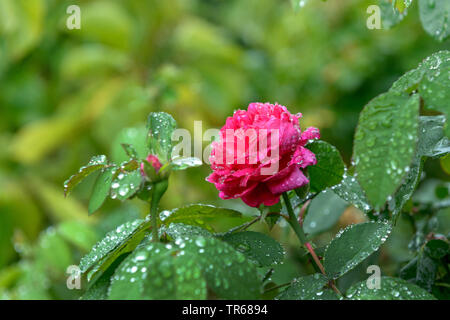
(0, 0, 449, 299)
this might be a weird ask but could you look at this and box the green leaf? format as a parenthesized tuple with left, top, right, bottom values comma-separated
(418, 0, 450, 41)
(346, 276, 436, 300)
(306, 141, 345, 193)
(333, 173, 372, 213)
(165, 225, 260, 299)
(112, 126, 149, 163)
(425, 239, 449, 259)
(388, 157, 423, 219)
(121, 143, 138, 159)
(419, 52, 450, 136)
(171, 156, 203, 170)
(177, 234, 261, 299)
(79, 219, 149, 278)
(380, 0, 406, 29)
(108, 241, 207, 299)
(36, 229, 72, 274)
(276, 274, 337, 300)
(416, 250, 438, 291)
(161, 204, 242, 227)
(324, 222, 392, 279)
(89, 167, 116, 214)
(147, 112, 177, 162)
(353, 91, 420, 209)
(303, 189, 348, 235)
(417, 116, 450, 158)
(221, 231, 285, 267)
(110, 169, 142, 201)
(389, 116, 449, 217)
(393, 0, 412, 13)
(57, 221, 99, 252)
(261, 202, 282, 230)
(63, 155, 108, 196)
(391, 51, 449, 136)
(82, 254, 127, 300)
(165, 223, 212, 239)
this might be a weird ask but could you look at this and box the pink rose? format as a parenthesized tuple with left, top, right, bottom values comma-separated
(207, 102, 320, 207)
(140, 154, 163, 177)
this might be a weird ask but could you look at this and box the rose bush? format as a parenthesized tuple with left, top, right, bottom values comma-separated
(57, 51, 448, 301)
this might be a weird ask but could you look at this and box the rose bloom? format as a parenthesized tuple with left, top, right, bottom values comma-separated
(140, 154, 162, 177)
(207, 102, 320, 207)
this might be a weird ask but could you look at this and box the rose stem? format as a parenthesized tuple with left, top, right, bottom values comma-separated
(281, 192, 342, 297)
(150, 192, 159, 242)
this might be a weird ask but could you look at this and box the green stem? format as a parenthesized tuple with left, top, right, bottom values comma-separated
(282, 193, 308, 245)
(282, 192, 342, 297)
(150, 191, 159, 242)
(149, 179, 169, 242)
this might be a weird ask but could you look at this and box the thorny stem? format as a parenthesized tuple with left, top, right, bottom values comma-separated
(298, 200, 310, 226)
(267, 211, 289, 220)
(282, 192, 342, 297)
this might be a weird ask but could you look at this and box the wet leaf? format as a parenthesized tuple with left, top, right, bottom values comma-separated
(417, 116, 450, 157)
(380, 0, 406, 29)
(353, 91, 420, 209)
(110, 169, 142, 201)
(261, 202, 282, 231)
(346, 276, 436, 300)
(63, 155, 109, 196)
(324, 222, 392, 279)
(161, 204, 242, 227)
(79, 219, 148, 276)
(82, 255, 127, 300)
(418, 0, 450, 42)
(165, 223, 214, 239)
(108, 241, 207, 299)
(221, 231, 285, 267)
(419, 52, 450, 136)
(425, 239, 449, 259)
(391, 51, 449, 136)
(165, 225, 260, 298)
(147, 112, 177, 162)
(171, 156, 203, 170)
(176, 234, 261, 299)
(333, 173, 372, 213)
(306, 141, 345, 193)
(303, 189, 348, 235)
(389, 116, 449, 217)
(121, 143, 138, 159)
(416, 250, 438, 291)
(89, 167, 116, 214)
(393, 0, 412, 13)
(276, 274, 337, 300)
(388, 157, 423, 219)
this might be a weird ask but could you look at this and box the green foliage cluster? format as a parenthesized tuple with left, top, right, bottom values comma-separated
(64, 49, 449, 298)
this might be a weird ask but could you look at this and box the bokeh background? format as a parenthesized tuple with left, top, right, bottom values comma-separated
(0, 0, 449, 299)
